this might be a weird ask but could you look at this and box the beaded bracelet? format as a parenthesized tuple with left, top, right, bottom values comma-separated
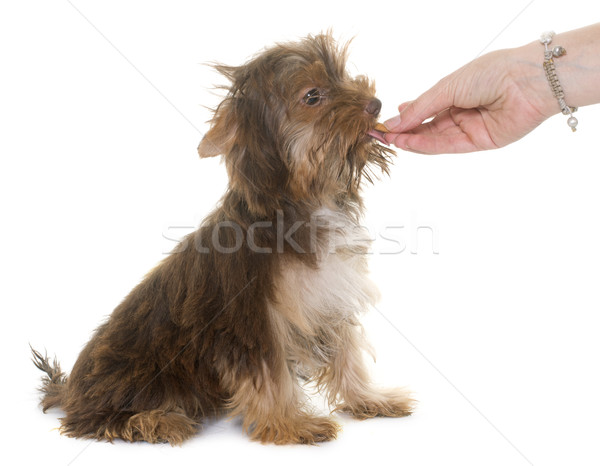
(539, 31, 578, 132)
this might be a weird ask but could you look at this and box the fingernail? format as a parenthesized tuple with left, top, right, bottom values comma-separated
(384, 114, 402, 131)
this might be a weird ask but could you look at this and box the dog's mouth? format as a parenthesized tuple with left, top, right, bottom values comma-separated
(367, 123, 390, 145)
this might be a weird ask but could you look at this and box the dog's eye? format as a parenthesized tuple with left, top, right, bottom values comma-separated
(303, 88, 323, 106)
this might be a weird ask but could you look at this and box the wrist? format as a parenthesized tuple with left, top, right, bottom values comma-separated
(510, 41, 561, 120)
(512, 25, 600, 123)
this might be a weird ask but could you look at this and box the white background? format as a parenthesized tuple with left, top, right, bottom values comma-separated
(2, 1, 599, 465)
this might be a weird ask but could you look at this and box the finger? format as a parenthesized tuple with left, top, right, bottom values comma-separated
(397, 101, 412, 113)
(390, 131, 479, 154)
(386, 79, 454, 133)
(383, 101, 413, 131)
(384, 109, 454, 144)
(413, 108, 456, 134)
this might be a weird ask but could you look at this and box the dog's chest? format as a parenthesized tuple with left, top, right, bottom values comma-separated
(269, 208, 379, 368)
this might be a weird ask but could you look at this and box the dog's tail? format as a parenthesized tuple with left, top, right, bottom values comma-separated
(30, 345, 66, 412)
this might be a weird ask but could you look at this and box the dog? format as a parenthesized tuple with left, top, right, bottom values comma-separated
(32, 33, 413, 445)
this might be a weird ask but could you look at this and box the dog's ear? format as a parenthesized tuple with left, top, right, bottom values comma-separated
(198, 100, 237, 158)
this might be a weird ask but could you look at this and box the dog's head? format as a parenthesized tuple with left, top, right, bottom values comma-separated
(198, 33, 394, 216)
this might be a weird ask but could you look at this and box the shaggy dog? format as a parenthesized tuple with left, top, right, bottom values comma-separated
(32, 33, 413, 445)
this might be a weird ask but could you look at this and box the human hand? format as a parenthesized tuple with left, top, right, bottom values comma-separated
(384, 46, 558, 154)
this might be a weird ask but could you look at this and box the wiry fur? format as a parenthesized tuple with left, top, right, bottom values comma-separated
(31, 33, 413, 445)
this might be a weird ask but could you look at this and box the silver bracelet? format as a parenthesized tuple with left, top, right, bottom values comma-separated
(539, 31, 578, 131)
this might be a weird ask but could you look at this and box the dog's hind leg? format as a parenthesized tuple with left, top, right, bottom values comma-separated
(59, 408, 199, 445)
(109, 409, 199, 445)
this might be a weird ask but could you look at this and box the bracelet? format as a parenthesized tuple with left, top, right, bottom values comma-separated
(539, 31, 578, 132)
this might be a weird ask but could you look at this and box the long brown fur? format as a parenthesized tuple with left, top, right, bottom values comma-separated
(31, 33, 413, 446)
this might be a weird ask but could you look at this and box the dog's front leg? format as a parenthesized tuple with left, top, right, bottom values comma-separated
(224, 357, 339, 444)
(324, 325, 414, 419)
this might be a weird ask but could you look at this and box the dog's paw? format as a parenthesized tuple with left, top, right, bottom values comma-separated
(335, 388, 415, 420)
(119, 410, 199, 445)
(250, 413, 340, 445)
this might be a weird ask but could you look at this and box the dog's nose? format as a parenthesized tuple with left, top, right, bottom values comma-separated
(364, 98, 382, 116)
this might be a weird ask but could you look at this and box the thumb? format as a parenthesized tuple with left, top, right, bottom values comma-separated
(385, 79, 454, 132)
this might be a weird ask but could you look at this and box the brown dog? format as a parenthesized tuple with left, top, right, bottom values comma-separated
(32, 33, 413, 445)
